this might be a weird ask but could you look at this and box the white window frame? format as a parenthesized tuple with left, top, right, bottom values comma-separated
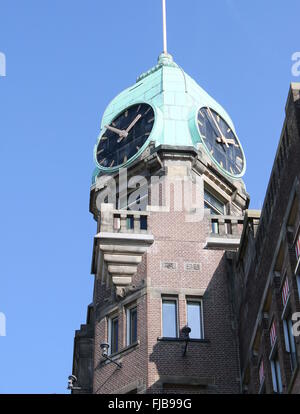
(126, 304, 138, 346)
(161, 296, 179, 338)
(186, 298, 204, 340)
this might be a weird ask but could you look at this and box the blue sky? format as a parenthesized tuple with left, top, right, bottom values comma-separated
(0, 0, 299, 393)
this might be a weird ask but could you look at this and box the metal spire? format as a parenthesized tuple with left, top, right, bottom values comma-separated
(162, 0, 168, 54)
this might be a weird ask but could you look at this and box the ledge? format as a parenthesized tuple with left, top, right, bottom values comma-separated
(157, 375, 214, 387)
(101, 341, 140, 366)
(157, 337, 209, 343)
(205, 236, 241, 251)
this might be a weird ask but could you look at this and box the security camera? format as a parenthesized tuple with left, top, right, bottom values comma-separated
(67, 375, 78, 390)
(100, 342, 110, 358)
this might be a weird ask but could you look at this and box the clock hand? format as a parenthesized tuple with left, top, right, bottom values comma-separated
(207, 108, 229, 148)
(226, 139, 239, 147)
(126, 114, 142, 133)
(118, 114, 142, 143)
(105, 125, 128, 138)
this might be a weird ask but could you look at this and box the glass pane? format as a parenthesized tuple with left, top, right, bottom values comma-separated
(111, 318, 118, 354)
(162, 300, 177, 338)
(130, 308, 137, 344)
(204, 190, 225, 215)
(187, 302, 202, 339)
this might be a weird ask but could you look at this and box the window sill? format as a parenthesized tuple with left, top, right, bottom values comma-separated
(102, 341, 140, 365)
(157, 337, 209, 343)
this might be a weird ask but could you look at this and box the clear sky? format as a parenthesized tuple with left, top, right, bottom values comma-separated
(0, 0, 299, 394)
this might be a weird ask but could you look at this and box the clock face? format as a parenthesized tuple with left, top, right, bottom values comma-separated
(96, 103, 155, 168)
(197, 107, 245, 177)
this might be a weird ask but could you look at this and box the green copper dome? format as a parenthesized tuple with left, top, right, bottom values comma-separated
(92, 53, 244, 183)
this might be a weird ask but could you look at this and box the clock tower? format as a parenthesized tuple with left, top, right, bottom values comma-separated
(71, 48, 249, 393)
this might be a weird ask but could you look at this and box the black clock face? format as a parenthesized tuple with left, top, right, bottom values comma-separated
(96, 103, 155, 168)
(197, 107, 245, 176)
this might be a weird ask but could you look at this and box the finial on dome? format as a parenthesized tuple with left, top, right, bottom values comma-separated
(158, 52, 174, 66)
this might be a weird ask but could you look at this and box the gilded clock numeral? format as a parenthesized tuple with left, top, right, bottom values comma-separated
(147, 117, 154, 123)
(198, 120, 203, 126)
(136, 104, 141, 113)
(101, 136, 108, 141)
(97, 148, 104, 155)
(123, 155, 127, 163)
(125, 110, 128, 118)
(144, 107, 151, 116)
(220, 161, 224, 168)
(110, 160, 115, 167)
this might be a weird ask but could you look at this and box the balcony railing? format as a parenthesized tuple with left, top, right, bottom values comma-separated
(209, 215, 244, 236)
(206, 214, 245, 250)
(98, 204, 151, 235)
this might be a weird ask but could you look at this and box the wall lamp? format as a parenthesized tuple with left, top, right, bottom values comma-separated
(100, 342, 122, 368)
(182, 325, 191, 357)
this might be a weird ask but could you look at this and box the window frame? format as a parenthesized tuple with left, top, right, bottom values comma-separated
(126, 304, 138, 346)
(204, 188, 226, 216)
(283, 316, 297, 372)
(297, 274, 300, 301)
(270, 353, 283, 394)
(161, 296, 179, 339)
(186, 298, 204, 340)
(108, 314, 119, 356)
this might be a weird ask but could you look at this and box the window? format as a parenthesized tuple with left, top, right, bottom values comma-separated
(204, 189, 225, 215)
(283, 316, 297, 372)
(295, 231, 300, 263)
(270, 320, 277, 349)
(282, 276, 290, 308)
(187, 300, 204, 339)
(204, 189, 225, 234)
(270, 354, 283, 394)
(162, 298, 178, 338)
(108, 316, 119, 355)
(126, 306, 137, 346)
(258, 359, 265, 393)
